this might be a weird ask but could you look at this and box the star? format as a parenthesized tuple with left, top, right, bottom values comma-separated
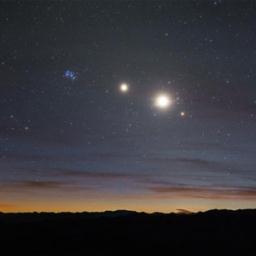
(154, 93, 172, 110)
(119, 83, 129, 93)
(180, 111, 186, 117)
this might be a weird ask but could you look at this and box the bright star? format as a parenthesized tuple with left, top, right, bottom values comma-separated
(154, 93, 172, 109)
(119, 83, 129, 93)
(180, 111, 186, 117)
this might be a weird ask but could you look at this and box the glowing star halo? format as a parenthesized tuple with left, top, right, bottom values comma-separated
(180, 111, 186, 117)
(154, 93, 172, 110)
(119, 83, 129, 93)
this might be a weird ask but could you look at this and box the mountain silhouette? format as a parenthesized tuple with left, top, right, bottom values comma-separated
(0, 209, 255, 255)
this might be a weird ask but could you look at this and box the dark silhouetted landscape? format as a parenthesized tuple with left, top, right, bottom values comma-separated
(1, 209, 256, 255)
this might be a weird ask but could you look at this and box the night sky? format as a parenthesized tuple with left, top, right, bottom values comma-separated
(1, 0, 256, 212)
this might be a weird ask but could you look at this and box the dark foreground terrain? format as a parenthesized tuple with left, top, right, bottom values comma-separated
(1, 209, 256, 255)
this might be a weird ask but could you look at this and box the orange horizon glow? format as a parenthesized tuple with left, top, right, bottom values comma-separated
(2, 180, 256, 213)
(1, 196, 256, 213)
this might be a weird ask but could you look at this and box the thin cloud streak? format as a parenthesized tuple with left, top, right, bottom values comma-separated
(0, 180, 92, 194)
(148, 185, 256, 199)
